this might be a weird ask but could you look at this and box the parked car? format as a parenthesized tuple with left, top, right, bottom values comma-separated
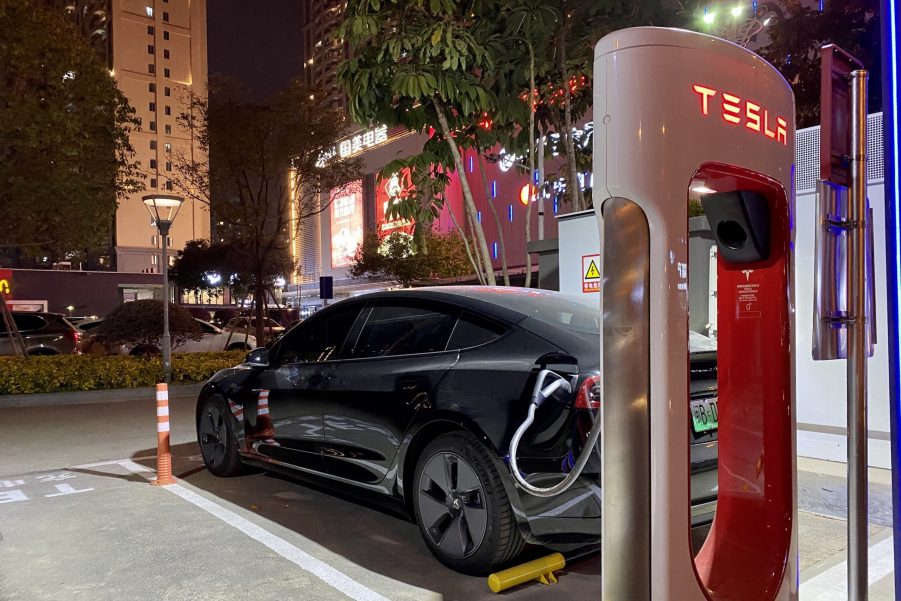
(195, 287, 717, 574)
(77, 318, 257, 355)
(0, 311, 80, 356)
(222, 316, 286, 340)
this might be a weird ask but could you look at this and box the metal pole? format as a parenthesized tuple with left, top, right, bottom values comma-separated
(847, 68, 869, 601)
(159, 221, 172, 384)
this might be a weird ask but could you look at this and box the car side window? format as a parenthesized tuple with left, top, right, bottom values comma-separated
(276, 305, 360, 364)
(198, 321, 217, 334)
(13, 314, 46, 332)
(352, 305, 458, 358)
(446, 313, 506, 350)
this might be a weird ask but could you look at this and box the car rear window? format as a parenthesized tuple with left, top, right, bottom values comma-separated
(353, 305, 457, 358)
(514, 294, 601, 336)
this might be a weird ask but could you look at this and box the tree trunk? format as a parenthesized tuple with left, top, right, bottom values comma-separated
(254, 279, 266, 345)
(538, 130, 547, 239)
(524, 41, 537, 289)
(432, 97, 496, 285)
(447, 204, 484, 285)
(465, 207, 486, 285)
(559, 10, 584, 211)
(477, 152, 509, 285)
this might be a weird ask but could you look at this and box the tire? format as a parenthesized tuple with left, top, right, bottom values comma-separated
(412, 431, 525, 575)
(129, 344, 160, 356)
(28, 349, 58, 356)
(226, 343, 251, 351)
(197, 395, 244, 477)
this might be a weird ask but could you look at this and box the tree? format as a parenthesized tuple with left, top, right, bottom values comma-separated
(0, 0, 141, 263)
(338, 0, 503, 285)
(350, 230, 472, 288)
(757, 0, 881, 128)
(169, 76, 360, 342)
(97, 300, 202, 353)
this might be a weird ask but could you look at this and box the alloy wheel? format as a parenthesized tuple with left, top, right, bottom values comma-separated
(199, 405, 228, 468)
(418, 452, 488, 558)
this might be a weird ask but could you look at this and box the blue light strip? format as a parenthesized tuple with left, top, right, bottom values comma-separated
(508, 204, 514, 222)
(477, 211, 482, 223)
(492, 242, 498, 259)
(492, 180, 497, 198)
(881, 0, 901, 592)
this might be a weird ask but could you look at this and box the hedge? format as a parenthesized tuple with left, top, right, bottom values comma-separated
(0, 351, 246, 395)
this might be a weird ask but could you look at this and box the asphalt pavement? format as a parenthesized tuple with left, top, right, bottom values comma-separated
(0, 392, 895, 600)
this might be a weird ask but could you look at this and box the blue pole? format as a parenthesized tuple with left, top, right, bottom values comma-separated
(880, 1, 901, 597)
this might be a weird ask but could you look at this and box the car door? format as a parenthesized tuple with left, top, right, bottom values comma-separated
(246, 302, 363, 474)
(322, 301, 460, 485)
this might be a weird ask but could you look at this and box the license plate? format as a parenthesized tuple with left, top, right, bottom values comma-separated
(690, 398, 718, 433)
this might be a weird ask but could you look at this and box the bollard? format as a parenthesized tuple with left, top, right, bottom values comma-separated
(255, 389, 276, 442)
(151, 382, 176, 486)
(487, 553, 565, 593)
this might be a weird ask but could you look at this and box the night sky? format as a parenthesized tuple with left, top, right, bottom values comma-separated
(207, 0, 304, 99)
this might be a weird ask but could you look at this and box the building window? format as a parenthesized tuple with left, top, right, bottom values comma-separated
(149, 178, 157, 188)
(151, 235, 158, 246)
(165, 161, 172, 171)
(149, 102, 156, 111)
(164, 142, 171, 153)
(151, 254, 158, 265)
(163, 49, 170, 60)
(148, 82, 156, 93)
(167, 236, 173, 247)
(149, 159, 158, 169)
(163, 68, 170, 78)
(163, 30, 170, 40)
(147, 44, 154, 54)
(148, 63, 155, 74)
(145, 6, 153, 17)
(147, 25, 154, 35)
(162, 11, 169, 21)
(165, 181, 173, 191)
(150, 140, 157, 150)
(164, 106, 171, 116)
(164, 87, 171, 97)
(149, 120, 156, 131)
(164, 124, 172, 134)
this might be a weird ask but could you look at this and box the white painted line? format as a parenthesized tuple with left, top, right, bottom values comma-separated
(71, 456, 155, 470)
(800, 535, 895, 600)
(119, 461, 155, 474)
(161, 481, 391, 601)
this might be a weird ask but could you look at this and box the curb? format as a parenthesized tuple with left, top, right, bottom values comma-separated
(0, 383, 204, 408)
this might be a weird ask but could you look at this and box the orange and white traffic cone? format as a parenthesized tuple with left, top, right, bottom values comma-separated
(255, 389, 276, 443)
(227, 399, 245, 450)
(152, 383, 176, 486)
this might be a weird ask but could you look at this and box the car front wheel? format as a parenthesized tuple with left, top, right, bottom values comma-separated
(412, 431, 525, 575)
(197, 395, 244, 477)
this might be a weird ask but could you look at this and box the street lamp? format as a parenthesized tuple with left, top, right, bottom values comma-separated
(143, 194, 184, 383)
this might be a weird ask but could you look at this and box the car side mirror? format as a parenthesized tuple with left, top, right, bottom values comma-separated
(245, 347, 269, 367)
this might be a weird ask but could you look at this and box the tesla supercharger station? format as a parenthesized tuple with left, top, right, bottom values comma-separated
(594, 28, 798, 601)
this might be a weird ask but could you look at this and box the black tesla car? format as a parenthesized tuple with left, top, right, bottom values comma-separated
(196, 287, 718, 574)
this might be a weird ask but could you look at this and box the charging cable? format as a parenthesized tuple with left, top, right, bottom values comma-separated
(508, 369, 602, 497)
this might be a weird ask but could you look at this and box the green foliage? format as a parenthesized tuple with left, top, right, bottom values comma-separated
(0, 0, 142, 261)
(97, 300, 203, 350)
(0, 351, 245, 395)
(758, 0, 881, 129)
(350, 230, 472, 287)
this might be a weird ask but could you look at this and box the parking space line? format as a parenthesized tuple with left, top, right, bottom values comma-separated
(118, 461, 391, 601)
(800, 535, 895, 600)
(72, 456, 155, 470)
(164, 483, 393, 601)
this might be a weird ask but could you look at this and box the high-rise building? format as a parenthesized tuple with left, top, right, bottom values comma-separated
(55, 0, 210, 274)
(301, 0, 347, 110)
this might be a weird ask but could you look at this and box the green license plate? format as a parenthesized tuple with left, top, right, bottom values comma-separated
(690, 398, 718, 433)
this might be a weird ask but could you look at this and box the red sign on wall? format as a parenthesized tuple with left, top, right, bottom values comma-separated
(376, 169, 414, 235)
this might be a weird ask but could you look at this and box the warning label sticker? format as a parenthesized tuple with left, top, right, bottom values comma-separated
(582, 254, 600, 293)
(736, 270, 761, 319)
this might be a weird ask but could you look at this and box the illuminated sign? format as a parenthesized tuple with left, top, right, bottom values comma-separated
(692, 84, 788, 145)
(519, 184, 534, 206)
(0, 269, 11, 299)
(330, 181, 364, 269)
(339, 125, 389, 159)
(376, 170, 414, 234)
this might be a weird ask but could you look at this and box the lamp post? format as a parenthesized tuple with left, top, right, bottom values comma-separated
(143, 194, 184, 383)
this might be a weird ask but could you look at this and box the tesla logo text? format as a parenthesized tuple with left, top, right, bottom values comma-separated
(693, 84, 788, 145)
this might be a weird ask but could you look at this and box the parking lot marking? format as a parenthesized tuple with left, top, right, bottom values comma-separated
(162, 482, 392, 601)
(44, 483, 94, 497)
(71, 456, 155, 470)
(800, 534, 895, 600)
(0, 490, 28, 504)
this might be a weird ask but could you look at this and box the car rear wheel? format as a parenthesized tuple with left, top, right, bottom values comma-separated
(198, 395, 244, 477)
(413, 431, 525, 575)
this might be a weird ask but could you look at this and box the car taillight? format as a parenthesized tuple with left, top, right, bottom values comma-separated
(67, 329, 81, 345)
(574, 374, 601, 409)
